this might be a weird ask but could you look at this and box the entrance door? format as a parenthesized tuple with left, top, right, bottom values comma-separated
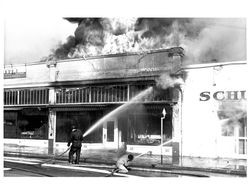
(107, 121, 115, 142)
(104, 120, 119, 148)
(219, 116, 247, 158)
(236, 117, 247, 156)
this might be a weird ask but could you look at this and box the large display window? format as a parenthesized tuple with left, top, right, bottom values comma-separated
(56, 110, 103, 143)
(218, 101, 247, 155)
(119, 105, 172, 145)
(4, 108, 48, 139)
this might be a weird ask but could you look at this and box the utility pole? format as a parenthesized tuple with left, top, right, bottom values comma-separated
(161, 108, 166, 164)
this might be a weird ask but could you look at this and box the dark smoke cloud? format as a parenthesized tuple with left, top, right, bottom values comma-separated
(54, 36, 76, 59)
(74, 19, 104, 46)
(43, 18, 246, 64)
(42, 36, 76, 61)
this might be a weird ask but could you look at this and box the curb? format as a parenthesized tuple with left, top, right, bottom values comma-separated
(4, 152, 246, 177)
(41, 163, 141, 178)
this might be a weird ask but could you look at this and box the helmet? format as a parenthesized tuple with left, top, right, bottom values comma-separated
(128, 154, 134, 161)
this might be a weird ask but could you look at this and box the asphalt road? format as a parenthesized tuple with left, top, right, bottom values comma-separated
(5, 156, 241, 177)
(4, 161, 111, 177)
(4, 161, 182, 177)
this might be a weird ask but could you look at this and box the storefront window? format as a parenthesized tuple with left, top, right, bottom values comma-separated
(221, 120, 235, 136)
(239, 139, 247, 154)
(123, 106, 172, 145)
(4, 112, 18, 138)
(56, 111, 103, 143)
(238, 117, 247, 154)
(4, 109, 48, 139)
(218, 101, 247, 155)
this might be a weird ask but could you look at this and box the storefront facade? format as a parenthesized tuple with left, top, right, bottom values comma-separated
(4, 48, 182, 158)
(3, 48, 247, 167)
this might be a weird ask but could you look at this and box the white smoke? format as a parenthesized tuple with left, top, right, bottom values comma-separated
(181, 18, 246, 64)
(156, 73, 184, 89)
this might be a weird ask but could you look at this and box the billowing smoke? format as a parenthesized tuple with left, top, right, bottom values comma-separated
(183, 18, 246, 64)
(217, 100, 247, 136)
(156, 73, 184, 89)
(218, 100, 247, 121)
(44, 18, 246, 64)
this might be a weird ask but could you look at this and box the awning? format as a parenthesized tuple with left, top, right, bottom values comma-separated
(4, 107, 23, 111)
(51, 104, 108, 112)
(4, 107, 48, 115)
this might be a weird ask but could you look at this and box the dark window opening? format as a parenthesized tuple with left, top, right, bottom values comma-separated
(4, 109, 48, 139)
(56, 111, 103, 143)
(118, 105, 172, 145)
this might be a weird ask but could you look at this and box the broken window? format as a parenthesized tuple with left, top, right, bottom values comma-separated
(56, 110, 103, 143)
(4, 109, 48, 139)
(121, 105, 172, 146)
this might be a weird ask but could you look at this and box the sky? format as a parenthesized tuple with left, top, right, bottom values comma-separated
(2, 0, 249, 66)
(4, 18, 77, 64)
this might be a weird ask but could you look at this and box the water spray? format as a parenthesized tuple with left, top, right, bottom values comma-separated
(83, 86, 153, 138)
(135, 139, 173, 159)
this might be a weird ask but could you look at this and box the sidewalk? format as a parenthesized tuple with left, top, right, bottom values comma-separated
(4, 150, 247, 177)
(3, 155, 238, 177)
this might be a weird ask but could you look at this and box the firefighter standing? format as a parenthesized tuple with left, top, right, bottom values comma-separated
(67, 125, 83, 164)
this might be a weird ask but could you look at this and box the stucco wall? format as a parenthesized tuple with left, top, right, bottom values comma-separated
(4, 50, 181, 88)
(181, 62, 247, 158)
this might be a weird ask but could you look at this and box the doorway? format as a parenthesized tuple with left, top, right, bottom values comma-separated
(107, 121, 114, 142)
(103, 119, 119, 148)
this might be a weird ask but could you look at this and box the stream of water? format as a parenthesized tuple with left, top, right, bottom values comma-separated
(83, 86, 153, 137)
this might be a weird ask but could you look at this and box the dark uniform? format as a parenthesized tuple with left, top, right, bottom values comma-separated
(67, 127, 83, 164)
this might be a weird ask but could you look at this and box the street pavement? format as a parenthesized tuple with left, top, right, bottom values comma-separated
(3, 157, 179, 177)
(3, 156, 244, 177)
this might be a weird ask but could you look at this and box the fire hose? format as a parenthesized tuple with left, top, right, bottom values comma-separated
(37, 146, 71, 166)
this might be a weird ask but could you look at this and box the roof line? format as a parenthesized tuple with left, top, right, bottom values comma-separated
(175, 61, 247, 74)
(4, 47, 184, 67)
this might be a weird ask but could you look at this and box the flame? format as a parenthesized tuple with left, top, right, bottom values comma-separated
(44, 18, 246, 64)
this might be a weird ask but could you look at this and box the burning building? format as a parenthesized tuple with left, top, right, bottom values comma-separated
(3, 50, 247, 169)
(4, 47, 183, 155)
(3, 18, 247, 170)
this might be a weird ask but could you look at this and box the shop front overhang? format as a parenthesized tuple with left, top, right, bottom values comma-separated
(4, 101, 177, 113)
(49, 104, 109, 112)
(4, 105, 49, 110)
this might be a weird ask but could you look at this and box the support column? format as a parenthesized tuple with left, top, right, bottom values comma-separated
(172, 86, 184, 165)
(114, 119, 119, 149)
(47, 60, 58, 82)
(48, 88, 56, 155)
(103, 122, 107, 145)
(172, 103, 181, 141)
(48, 109, 56, 155)
(172, 103, 180, 165)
